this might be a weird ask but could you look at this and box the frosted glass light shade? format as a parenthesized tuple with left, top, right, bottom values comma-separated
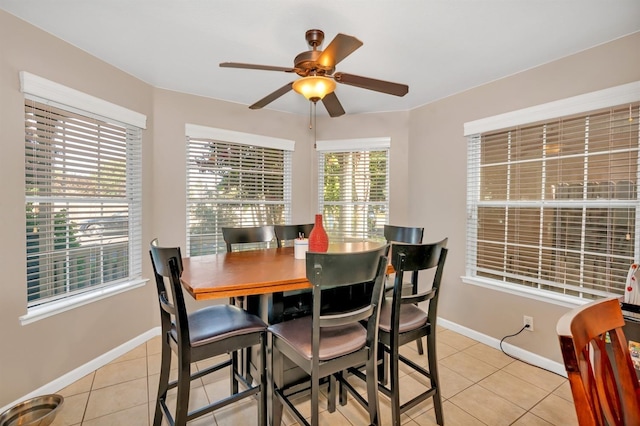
(292, 76, 336, 102)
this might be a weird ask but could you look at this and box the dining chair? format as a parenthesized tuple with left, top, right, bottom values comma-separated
(340, 238, 448, 426)
(384, 224, 425, 356)
(557, 297, 640, 426)
(269, 244, 389, 426)
(222, 225, 276, 252)
(149, 239, 268, 426)
(274, 223, 314, 247)
(384, 224, 424, 246)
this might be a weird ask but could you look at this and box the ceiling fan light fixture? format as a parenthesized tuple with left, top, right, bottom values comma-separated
(292, 76, 336, 102)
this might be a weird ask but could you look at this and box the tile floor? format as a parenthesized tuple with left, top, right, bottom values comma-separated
(50, 327, 578, 425)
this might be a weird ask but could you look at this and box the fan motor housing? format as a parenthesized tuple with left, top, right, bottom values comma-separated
(294, 50, 334, 76)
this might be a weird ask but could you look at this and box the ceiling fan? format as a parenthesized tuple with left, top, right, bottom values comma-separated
(220, 29, 409, 117)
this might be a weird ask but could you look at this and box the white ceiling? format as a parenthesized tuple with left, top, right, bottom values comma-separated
(1, 0, 639, 117)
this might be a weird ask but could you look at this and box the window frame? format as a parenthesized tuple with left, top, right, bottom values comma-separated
(316, 137, 390, 242)
(464, 81, 640, 307)
(20, 72, 147, 324)
(185, 124, 294, 256)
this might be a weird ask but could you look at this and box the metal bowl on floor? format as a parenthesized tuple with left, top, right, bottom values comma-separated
(0, 394, 64, 426)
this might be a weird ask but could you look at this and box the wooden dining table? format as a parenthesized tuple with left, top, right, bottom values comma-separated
(180, 241, 389, 301)
(181, 240, 392, 409)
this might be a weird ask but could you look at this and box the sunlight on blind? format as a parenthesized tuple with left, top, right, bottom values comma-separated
(25, 99, 142, 306)
(318, 149, 389, 242)
(186, 137, 291, 256)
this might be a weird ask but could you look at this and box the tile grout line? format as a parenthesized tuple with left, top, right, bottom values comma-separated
(79, 371, 96, 425)
(63, 333, 570, 426)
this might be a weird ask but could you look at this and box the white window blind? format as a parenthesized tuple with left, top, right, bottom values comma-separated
(25, 99, 143, 306)
(466, 101, 640, 300)
(317, 138, 390, 242)
(186, 128, 292, 256)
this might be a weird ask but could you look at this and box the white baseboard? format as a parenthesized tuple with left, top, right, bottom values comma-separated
(1, 327, 161, 414)
(438, 318, 567, 377)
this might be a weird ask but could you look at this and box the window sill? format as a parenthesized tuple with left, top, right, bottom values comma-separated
(461, 275, 592, 309)
(20, 279, 148, 325)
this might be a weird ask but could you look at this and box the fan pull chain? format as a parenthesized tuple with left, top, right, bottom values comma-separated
(313, 102, 317, 149)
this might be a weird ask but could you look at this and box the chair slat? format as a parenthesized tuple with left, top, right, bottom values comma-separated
(557, 297, 640, 426)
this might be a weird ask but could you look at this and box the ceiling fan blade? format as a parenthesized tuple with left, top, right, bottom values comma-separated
(321, 92, 346, 117)
(249, 82, 294, 109)
(317, 34, 363, 68)
(220, 62, 296, 73)
(334, 72, 409, 97)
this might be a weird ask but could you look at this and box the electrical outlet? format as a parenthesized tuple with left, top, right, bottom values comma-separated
(523, 315, 534, 332)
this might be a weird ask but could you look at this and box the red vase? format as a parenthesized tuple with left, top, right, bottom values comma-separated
(309, 214, 329, 252)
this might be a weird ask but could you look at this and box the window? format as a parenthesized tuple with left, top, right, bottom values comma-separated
(317, 138, 390, 242)
(186, 124, 293, 255)
(22, 72, 145, 311)
(465, 82, 640, 302)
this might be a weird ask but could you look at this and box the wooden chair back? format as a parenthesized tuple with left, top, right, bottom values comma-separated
(557, 298, 640, 426)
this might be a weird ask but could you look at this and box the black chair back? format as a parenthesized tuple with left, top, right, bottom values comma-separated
(149, 239, 188, 344)
(274, 223, 314, 247)
(222, 225, 276, 252)
(384, 224, 424, 244)
(306, 245, 390, 336)
(384, 224, 425, 290)
(389, 239, 448, 325)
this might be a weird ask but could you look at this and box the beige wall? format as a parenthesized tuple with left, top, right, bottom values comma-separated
(148, 90, 411, 247)
(1, 6, 638, 408)
(151, 88, 311, 249)
(409, 32, 640, 363)
(0, 10, 156, 406)
(0, 10, 410, 406)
